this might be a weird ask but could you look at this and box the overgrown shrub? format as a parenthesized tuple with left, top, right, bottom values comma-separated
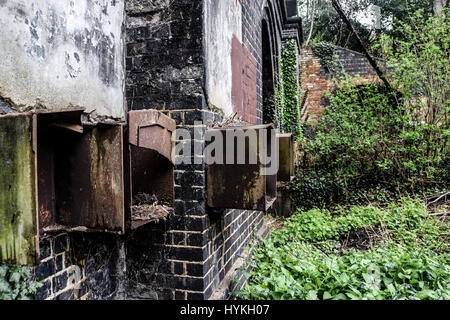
(287, 81, 448, 209)
(285, 10, 449, 208)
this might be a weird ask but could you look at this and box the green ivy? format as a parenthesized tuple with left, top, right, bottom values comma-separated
(0, 265, 43, 300)
(263, 38, 308, 141)
(263, 85, 282, 128)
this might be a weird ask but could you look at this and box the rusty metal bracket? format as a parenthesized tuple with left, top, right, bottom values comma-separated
(128, 110, 176, 164)
(126, 110, 176, 230)
(206, 124, 277, 211)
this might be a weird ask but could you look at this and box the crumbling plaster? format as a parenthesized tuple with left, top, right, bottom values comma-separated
(0, 0, 125, 120)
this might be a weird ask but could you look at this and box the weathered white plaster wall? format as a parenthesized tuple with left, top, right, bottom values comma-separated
(0, 0, 125, 120)
(204, 0, 242, 117)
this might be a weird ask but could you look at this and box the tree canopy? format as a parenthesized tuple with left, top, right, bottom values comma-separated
(298, 0, 447, 53)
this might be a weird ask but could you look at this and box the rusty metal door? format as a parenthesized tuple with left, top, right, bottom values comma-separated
(126, 110, 176, 230)
(277, 133, 294, 181)
(45, 123, 125, 234)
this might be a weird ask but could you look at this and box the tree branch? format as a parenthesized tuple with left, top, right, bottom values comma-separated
(330, 0, 394, 93)
(305, 0, 317, 46)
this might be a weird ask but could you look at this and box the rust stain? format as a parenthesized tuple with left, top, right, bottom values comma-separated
(39, 204, 51, 226)
(206, 124, 277, 211)
(0, 113, 37, 265)
(88, 125, 125, 233)
(231, 36, 258, 125)
(277, 133, 294, 181)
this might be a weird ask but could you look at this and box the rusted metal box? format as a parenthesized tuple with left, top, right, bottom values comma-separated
(1, 108, 176, 264)
(125, 110, 176, 230)
(0, 109, 125, 265)
(35, 109, 125, 235)
(206, 124, 277, 211)
(277, 133, 295, 181)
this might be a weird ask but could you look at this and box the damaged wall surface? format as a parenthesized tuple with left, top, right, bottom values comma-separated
(0, 114, 37, 266)
(1, 0, 303, 301)
(0, 0, 125, 120)
(204, 0, 242, 118)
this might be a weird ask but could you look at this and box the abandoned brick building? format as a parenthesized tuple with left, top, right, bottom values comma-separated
(300, 45, 382, 121)
(0, 0, 303, 300)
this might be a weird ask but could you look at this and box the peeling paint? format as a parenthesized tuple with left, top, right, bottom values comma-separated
(0, 0, 125, 120)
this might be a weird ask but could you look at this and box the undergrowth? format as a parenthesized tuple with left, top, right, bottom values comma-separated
(235, 198, 449, 300)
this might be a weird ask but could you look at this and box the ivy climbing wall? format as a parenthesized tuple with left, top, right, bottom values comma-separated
(0, 0, 126, 121)
(300, 45, 382, 122)
(280, 38, 301, 136)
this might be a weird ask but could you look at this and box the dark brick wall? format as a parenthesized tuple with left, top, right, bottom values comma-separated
(33, 233, 125, 300)
(125, 0, 205, 112)
(125, 0, 212, 300)
(202, 209, 268, 299)
(202, 0, 270, 299)
(124, 0, 273, 300)
(330, 47, 384, 78)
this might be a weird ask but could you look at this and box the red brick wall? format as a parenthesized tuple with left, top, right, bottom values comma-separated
(300, 47, 381, 122)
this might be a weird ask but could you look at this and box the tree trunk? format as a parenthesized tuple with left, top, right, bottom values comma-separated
(433, 0, 446, 17)
(331, 0, 394, 93)
(305, 0, 317, 46)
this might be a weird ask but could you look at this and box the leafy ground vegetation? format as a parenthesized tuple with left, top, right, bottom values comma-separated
(236, 7, 449, 300)
(235, 198, 449, 300)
